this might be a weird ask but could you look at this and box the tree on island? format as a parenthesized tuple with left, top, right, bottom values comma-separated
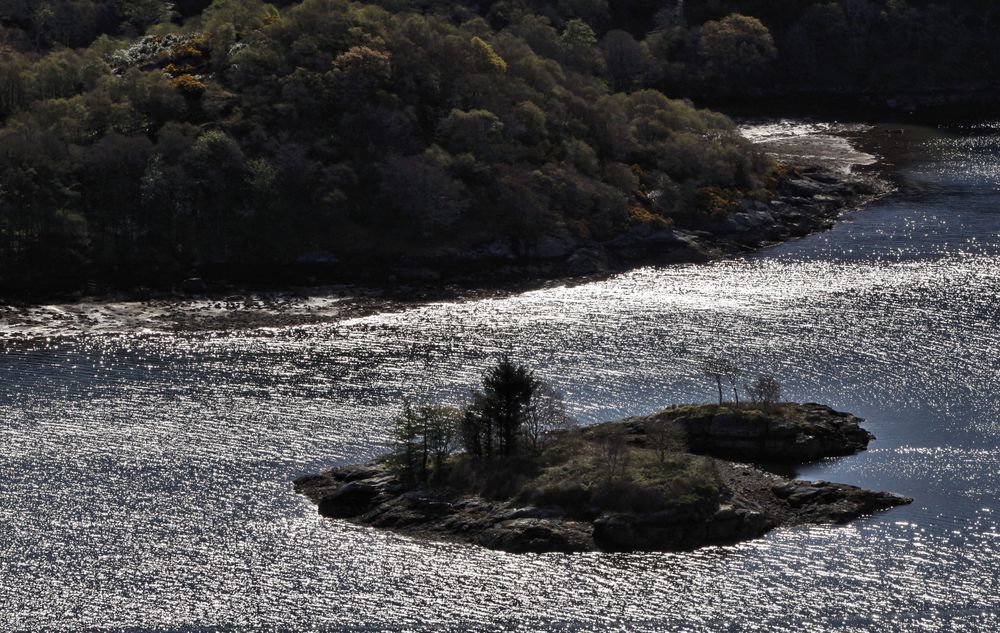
(391, 400, 462, 484)
(390, 358, 574, 486)
(746, 375, 782, 407)
(462, 355, 541, 459)
(523, 382, 574, 451)
(598, 426, 630, 482)
(727, 365, 744, 404)
(703, 357, 742, 404)
(646, 418, 677, 464)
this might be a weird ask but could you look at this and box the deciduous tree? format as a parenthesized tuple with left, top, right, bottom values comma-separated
(697, 13, 776, 94)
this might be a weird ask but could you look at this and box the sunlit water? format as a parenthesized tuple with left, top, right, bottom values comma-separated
(2, 124, 999, 631)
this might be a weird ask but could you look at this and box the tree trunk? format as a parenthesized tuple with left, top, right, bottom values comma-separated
(421, 431, 429, 483)
(716, 376, 723, 404)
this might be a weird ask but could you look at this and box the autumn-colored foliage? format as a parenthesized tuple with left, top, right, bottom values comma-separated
(470, 36, 508, 74)
(171, 44, 204, 60)
(170, 74, 207, 96)
(164, 63, 195, 76)
(695, 186, 741, 217)
(332, 46, 392, 82)
(0, 0, 777, 294)
(628, 206, 674, 229)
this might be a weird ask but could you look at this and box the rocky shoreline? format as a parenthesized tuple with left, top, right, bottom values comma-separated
(1, 118, 892, 339)
(0, 161, 880, 306)
(0, 162, 887, 337)
(295, 404, 911, 554)
(330, 164, 886, 284)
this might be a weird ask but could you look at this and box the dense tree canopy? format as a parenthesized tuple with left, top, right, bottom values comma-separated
(641, 0, 1000, 96)
(0, 0, 995, 294)
(0, 0, 772, 293)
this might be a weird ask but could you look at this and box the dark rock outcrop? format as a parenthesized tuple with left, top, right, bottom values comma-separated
(771, 480, 910, 524)
(479, 519, 593, 554)
(591, 501, 775, 552)
(317, 482, 379, 518)
(639, 403, 875, 462)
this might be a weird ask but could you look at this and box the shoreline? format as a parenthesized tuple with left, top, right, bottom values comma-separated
(295, 403, 912, 554)
(0, 122, 894, 337)
(710, 89, 1000, 126)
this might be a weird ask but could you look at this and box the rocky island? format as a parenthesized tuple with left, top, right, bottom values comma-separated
(296, 397, 911, 554)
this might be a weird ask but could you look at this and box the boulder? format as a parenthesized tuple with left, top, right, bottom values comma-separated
(526, 230, 579, 259)
(180, 277, 208, 293)
(562, 248, 609, 276)
(704, 506, 774, 543)
(328, 463, 383, 482)
(780, 177, 828, 198)
(363, 496, 450, 528)
(317, 482, 379, 518)
(708, 412, 769, 438)
(772, 480, 912, 523)
(592, 502, 774, 552)
(499, 506, 567, 521)
(466, 239, 515, 260)
(478, 519, 592, 553)
(592, 513, 639, 551)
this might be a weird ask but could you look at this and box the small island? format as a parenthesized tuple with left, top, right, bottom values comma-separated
(296, 359, 911, 553)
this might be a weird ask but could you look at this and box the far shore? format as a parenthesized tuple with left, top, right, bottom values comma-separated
(0, 121, 896, 337)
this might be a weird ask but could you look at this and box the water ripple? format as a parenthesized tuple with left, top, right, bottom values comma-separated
(2, 124, 999, 630)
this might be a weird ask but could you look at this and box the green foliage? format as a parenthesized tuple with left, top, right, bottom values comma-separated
(438, 108, 504, 158)
(697, 14, 776, 95)
(462, 356, 541, 459)
(0, 59, 28, 119)
(507, 100, 547, 145)
(0, 1, 173, 50)
(558, 18, 602, 73)
(119, 0, 173, 32)
(202, 0, 278, 37)
(563, 137, 599, 175)
(390, 400, 462, 484)
(0, 0, 986, 293)
(646, 0, 1000, 96)
(506, 432, 722, 516)
(0, 0, 779, 293)
(470, 35, 508, 74)
(602, 28, 644, 91)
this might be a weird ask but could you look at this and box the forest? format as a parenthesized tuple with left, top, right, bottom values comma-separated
(0, 0, 995, 295)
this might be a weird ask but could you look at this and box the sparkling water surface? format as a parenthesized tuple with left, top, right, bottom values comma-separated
(1, 124, 999, 631)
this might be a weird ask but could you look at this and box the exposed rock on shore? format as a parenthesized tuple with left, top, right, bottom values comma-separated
(605, 166, 882, 268)
(379, 166, 884, 281)
(295, 404, 911, 554)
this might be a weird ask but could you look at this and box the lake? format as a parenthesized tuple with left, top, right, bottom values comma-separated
(1, 121, 998, 631)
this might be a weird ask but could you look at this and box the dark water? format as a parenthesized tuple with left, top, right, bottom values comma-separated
(1, 124, 998, 631)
